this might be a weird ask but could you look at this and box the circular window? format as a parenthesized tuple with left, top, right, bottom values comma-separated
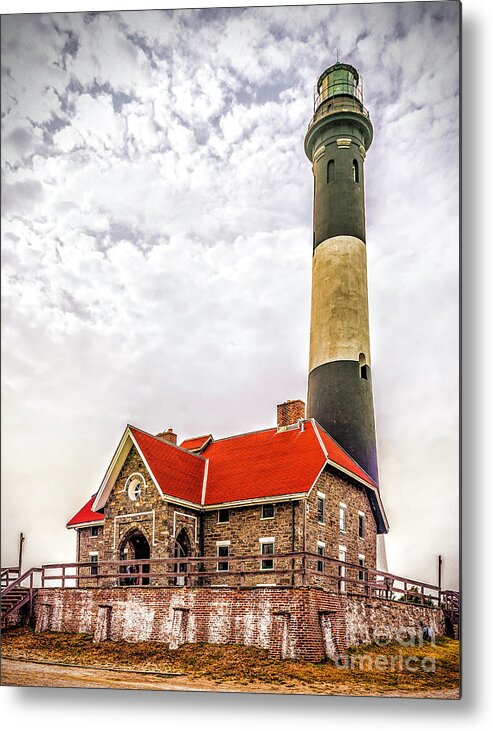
(125, 473, 145, 501)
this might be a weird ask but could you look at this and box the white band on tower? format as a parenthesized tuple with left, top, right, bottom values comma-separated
(309, 235, 371, 374)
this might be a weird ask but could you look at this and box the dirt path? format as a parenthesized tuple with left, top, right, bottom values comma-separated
(1, 657, 460, 698)
(1, 657, 235, 692)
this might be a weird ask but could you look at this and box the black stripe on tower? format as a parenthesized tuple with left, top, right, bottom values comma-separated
(313, 137, 367, 246)
(307, 360, 379, 485)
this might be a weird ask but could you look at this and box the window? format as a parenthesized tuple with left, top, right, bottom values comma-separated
(260, 539, 275, 570)
(339, 504, 346, 532)
(90, 526, 99, 537)
(338, 546, 346, 593)
(358, 512, 365, 539)
(317, 541, 325, 573)
(352, 159, 359, 183)
(261, 503, 275, 519)
(359, 353, 369, 380)
(125, 473, 145, 501)
(358, 555, 366, 582)
(327, 159, 335, 183)
(218, 508, 230, 524)
(89, 553, 98, 576)
(217, 542, 230, 572)
(317, 493, 325, 524)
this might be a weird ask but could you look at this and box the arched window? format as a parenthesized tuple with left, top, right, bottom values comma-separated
(352, 159, 359, 183)
(359, 353, 369, 380)
(174, 528, 193, 586)
(327, 159, 335, 183)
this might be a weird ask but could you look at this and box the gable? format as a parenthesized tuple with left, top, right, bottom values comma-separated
(92, 425, 206, 512)
(180, 434, 213, 453)
(66, 494, 104, 528)
(105, 444, 165, 514)
(130, 426, 205, 504)
(311, 421, 388, 534)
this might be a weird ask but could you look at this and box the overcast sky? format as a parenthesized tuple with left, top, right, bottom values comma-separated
(1, 1, 460, 589)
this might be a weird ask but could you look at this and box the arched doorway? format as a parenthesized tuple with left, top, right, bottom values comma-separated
(119, 529, 151, 585)
(174, 528, 192, 586)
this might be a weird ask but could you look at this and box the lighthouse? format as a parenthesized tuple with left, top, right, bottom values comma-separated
(304, 62, 379, 484)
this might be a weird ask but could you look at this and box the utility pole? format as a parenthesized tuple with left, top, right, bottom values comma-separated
(18, 531, 25, 573)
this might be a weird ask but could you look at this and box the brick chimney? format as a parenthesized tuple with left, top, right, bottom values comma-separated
(156, 427, 177, 446)
(277, 400, 305, 428)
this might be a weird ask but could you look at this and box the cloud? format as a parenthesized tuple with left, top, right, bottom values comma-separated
(1, 178, 45, 213)
(1, 4, 460, 589)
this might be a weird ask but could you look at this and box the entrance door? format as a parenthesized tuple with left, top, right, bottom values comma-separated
(174, 528, 192, 586)
(119, 530, 151, 585)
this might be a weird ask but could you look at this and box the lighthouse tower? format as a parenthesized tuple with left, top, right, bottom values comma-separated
(304, 62, 378, 483)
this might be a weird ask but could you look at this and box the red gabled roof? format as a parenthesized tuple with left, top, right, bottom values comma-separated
(201, 423, 325, 504)
(129, 426, 206, 504)
(67, 494, 104, 527)
(68, 420, 382, 529)
(180, 434, 213, 452)
(316, 425, 378, 489)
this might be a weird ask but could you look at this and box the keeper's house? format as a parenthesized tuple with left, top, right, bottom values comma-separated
(67, 399, 388, 588)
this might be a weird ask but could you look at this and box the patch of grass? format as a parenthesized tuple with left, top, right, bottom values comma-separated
(1, 627, 460, 696)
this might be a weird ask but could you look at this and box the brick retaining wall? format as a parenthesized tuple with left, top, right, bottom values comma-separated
(33, 587, 446, 662)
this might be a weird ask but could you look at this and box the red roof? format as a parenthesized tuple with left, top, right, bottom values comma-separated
(317, 427, 377, 488)
(130, 426, 206, 504)
(68, 420, 381, 527)
(180, 434, 213, 452)
(67, 494, 104, 527)
(199, 421, 376, 505)
(201, 423, 325, 504)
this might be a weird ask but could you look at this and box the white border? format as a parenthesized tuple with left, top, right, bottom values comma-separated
(172, 510, 198, 543)
(112, 510, 156, 548)
(123, 472, 147, 500)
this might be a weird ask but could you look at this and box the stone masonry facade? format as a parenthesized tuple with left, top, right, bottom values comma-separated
(76, 446, 378, 591)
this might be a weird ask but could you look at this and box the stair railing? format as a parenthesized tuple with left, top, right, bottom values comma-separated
(1, 567, 43, 620)
(0, 566, 20, 588)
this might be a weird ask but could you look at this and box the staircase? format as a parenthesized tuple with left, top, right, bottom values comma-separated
(1, 586, 31, 616)
(1, 567, 41, 628)
(441, 590, 460, 639)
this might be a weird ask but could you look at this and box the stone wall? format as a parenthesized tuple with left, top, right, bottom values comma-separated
(77, 525, 105, 587)
(103, 445, 172, 562)
(202, 500, 303, 586)
(32, 587, 446, 662)
(75, 453, 379, 594)
(345, 596, 446, 647)
(305, 467, 377, 596)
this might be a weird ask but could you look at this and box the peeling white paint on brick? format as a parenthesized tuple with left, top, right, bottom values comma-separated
(122, 602, 156, 642)
(345, 597, 445, 646)
(79, 593, 95, 633)
(186, 610, 197, 644)
(33, 587, 447, 662)
(242, 610, 255, 646)
(207, 598, 233, 644)
(50, 597, 64, 631)
(256, 593, 273, 649)
(320, 614, 338, 659)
